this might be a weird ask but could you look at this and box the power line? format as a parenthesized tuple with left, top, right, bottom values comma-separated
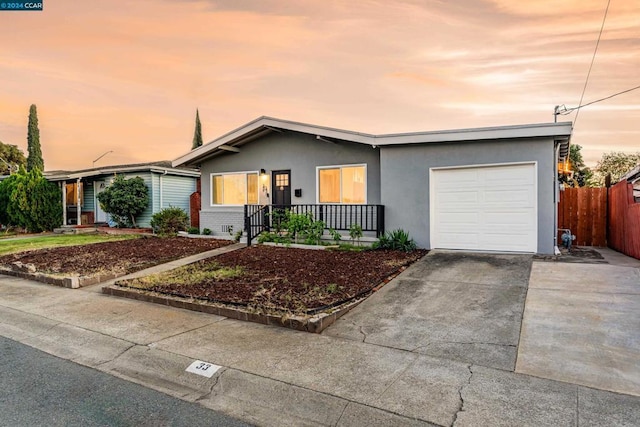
(574, 0, 611, 127)
(558, 84, 640, 114)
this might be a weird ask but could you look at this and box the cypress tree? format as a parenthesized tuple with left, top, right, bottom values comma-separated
(26, 104, 44, 172)
(191, 109, 203, 150)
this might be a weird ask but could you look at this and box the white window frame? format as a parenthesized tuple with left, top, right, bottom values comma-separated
(316, 163, 367, 204)
(210, 170, 259, 206)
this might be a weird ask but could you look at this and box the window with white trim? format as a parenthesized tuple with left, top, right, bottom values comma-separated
(211, 172, 258, 205)
(318, 165, 366, 204)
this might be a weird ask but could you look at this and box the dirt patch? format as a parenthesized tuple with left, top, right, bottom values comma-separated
(0, 236, 232, 276)
(117, 245, 427, 315)
(534, 246, 607, 264)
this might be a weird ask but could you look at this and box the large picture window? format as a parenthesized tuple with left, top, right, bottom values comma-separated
(211, 172, 258, 205)
(318, 164, 366, 204)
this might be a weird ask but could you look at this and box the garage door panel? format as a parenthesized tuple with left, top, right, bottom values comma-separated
(438, 233, 480, 247)
(484, 189, 533, 205)
(431, 163, 537, 253)
(484, 211, 534, 226)
(438, 212, 479, 225)
(438, 191, 480, 204)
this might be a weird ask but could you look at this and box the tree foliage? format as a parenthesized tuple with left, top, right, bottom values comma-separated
(0, 174, 18, 226)
(560, 144, 592, 187)
(191, 109, 203, 149)
(0, 141, 26, 175)
(97, 175, 149, 228)
(0, 168, 62, 232)
(26, 104, 44, 172)
(589, 151, 640, 187)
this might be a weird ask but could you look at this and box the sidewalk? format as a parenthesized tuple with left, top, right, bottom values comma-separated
(1, 251, 640, 426)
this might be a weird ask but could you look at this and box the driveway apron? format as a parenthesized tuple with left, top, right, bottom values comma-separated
(324, 251, 532, 371)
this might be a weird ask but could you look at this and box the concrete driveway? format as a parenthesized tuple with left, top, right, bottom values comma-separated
(517, 249, 640, 396)
(324, 251, 532, 371)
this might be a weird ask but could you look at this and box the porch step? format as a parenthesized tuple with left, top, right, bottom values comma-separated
(53, 226, 99, 235)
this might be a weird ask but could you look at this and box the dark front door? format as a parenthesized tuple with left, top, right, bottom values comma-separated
(272, 170, 291, 206)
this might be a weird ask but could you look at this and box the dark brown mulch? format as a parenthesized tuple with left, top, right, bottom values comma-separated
(0, 236, 232, 275)
(138, 246, 428, 313)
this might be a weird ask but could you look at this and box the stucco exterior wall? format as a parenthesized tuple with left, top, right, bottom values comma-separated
(379, 138, 556, 254)
(199, 131, 381, 235)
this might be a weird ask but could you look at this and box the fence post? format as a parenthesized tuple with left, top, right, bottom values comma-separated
(377, 205, 385, 237)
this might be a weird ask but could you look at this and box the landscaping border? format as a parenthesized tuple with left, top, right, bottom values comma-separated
(0, 266, 124, 289)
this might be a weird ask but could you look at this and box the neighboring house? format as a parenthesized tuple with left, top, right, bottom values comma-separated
(45, 161, 200, 228)
(172, 117, 572, 254)
(621, 165, 640, 202)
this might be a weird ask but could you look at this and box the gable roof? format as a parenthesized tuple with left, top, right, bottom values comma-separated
(172, 116, 573, 167)
(46, 160, 200, 182)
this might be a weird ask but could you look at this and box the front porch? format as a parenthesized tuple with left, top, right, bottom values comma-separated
(244, 204, 385, 245)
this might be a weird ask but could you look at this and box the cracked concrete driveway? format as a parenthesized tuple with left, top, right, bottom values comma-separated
(324, 251, 532, 371)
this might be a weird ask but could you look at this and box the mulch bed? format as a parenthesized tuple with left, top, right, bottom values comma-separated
(0, 236, 232, 276)
(118, 246, 427, 314)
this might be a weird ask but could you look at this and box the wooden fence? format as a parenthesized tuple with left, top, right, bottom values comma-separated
(558, 187, 607, 247)
(608, 180, 640, 259)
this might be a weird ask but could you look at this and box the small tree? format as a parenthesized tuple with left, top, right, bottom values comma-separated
(26, 104, 44, 172)
(0, 141, 26, 175)
(560, 144, 592, 188)
(5, 168, 62, 232)
(192, 109, 203, 149)
(97, 175, 149, 228)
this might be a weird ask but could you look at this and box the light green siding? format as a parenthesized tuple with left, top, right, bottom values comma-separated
(158, 174, 197, 218)
(82, 183, 95, 211)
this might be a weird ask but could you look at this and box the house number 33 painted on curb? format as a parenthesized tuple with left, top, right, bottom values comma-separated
(186, 360, 221, 378)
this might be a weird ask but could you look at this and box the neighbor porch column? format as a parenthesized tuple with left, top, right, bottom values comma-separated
(76, 178, 82, 225)
(61, 181, 67, 226)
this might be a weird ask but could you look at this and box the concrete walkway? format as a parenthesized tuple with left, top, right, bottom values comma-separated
(2, 248, 640, 426)
(517, 251, 640, 397)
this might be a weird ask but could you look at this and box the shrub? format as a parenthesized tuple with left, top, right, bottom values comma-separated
(97, 175, 149, 228)
(349, 224, 363, 245)
(328, 228, 342, 245)
(150, 207, 189, 236)
(373, 229, 417, 252)
(4, 168, 62, 232)
(202, 228, 212, 235)
(187, 226, 199, 235)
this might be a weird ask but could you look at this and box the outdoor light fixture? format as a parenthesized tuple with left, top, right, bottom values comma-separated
(260, 168, 266, 175)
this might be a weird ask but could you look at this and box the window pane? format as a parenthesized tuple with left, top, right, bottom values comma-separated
(342, 166, 365, 204)
(212, 175, 223, 204)
(222, 174, 246, 205)
(319, 168, 340, 203)
(247, 173, 258, 204)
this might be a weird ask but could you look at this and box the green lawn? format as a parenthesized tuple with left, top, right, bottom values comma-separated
(0, 234, 139, 256)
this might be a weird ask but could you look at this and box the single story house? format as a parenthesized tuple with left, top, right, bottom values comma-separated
(172, 117, 572, 254)
(46, 161, 200, 228)
(621, 165, 640, 202)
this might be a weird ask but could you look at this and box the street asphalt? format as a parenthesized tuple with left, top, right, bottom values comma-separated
(0, 336, 249, 427)
(0, 247, 639, 426)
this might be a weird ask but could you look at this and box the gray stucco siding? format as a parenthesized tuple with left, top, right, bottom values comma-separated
(200, 131, 380, 208)
(380, 138, 556, 254)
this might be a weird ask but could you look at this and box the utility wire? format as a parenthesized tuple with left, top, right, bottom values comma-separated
(559, 84, 640, 114)
(573, 0, 611, 127)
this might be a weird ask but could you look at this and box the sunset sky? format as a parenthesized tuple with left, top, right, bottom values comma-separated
(0, 0, 638, 170)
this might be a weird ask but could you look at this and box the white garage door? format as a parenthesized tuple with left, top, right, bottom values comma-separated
(430, 163, 537, 252)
